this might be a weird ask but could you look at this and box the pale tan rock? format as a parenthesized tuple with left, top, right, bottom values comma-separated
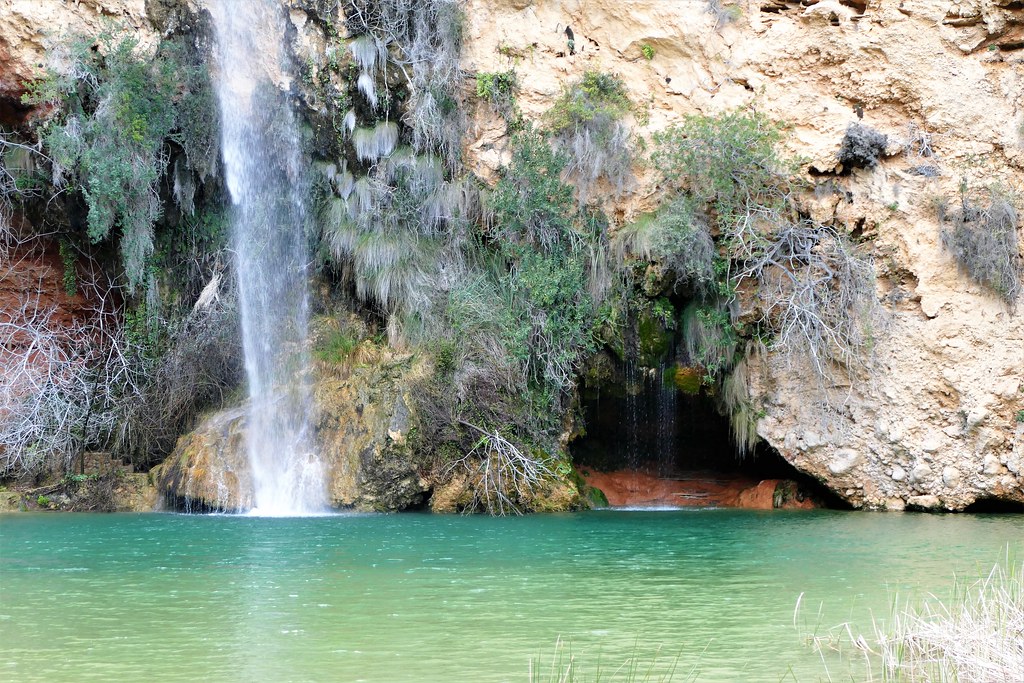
(907, 494, 943, 510)
(942, 465, 962, 488)
(0, 0, 159, 123)
(153, 341, 432, 512)
(458, 0, 1024, 513)
(885, 497, 907, 512)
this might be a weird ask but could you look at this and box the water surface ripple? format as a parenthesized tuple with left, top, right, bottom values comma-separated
(1, 511, 1020, 682)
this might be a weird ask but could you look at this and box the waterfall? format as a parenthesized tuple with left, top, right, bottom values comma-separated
(208, 0, 326, 515)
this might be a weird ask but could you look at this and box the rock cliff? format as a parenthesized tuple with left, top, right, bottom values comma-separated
(3, 0, 1022, 510)
(459, 0, 1024, 510)
(152, 325, 431, 511)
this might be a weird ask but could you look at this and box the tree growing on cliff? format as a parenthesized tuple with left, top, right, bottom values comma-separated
(22, 28, 218, 294)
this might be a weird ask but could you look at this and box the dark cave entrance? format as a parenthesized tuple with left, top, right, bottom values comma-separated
(572, 366, 844, 509)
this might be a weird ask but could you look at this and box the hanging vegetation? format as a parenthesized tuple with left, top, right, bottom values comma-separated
(629, 109, 881, 446)
(22, 30, 219, 294)
(544, 70, 634, 203)
(1, 24, 233, 479)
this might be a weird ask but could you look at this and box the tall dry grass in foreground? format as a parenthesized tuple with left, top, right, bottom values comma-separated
(799, 555, 1024, 682)
(529, 637, 693, 683)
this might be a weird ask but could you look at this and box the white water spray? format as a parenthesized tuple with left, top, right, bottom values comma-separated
(208, 0, 326, 515)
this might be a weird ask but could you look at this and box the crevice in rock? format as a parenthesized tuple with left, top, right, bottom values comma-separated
(161, 493, 234, 514)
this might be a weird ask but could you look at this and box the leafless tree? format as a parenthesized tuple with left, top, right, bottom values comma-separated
(0, 256, 240, 478)
(445, 419, 554, 515)
(0, 267, 147, 477)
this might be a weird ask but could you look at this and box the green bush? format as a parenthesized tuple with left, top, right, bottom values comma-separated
(476, 70, 517, 113)
(546, 71, 631, 133)
(38, 33, 175, 291)
(24, 30, 217, 294)
(649, 109, 878, 425)
(545, 71, 633, 202)
(614, 197, 716, 295)
(410, 133, 609, 513)
(315, 328, 360, 364)
(489, 132, 606, 403)
(652, 109, 789, 226)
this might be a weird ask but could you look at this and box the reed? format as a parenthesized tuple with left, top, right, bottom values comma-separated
(798, 554, 1024, 682)
(528, 637, 692, 683)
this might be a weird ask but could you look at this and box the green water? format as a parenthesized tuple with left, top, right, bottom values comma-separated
(0, 511, 1020, 682)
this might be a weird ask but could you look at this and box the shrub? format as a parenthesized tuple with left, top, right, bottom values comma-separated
(24, 29, 218, 293)
(707, 0, 742, 28)
(802, 556, 1024, 682)
(325, 0, 475, 345)
(314, 328, 359, 364)
(409, 133, 609, 514)
(0, 263, 242, 477)
(345, 0, 465, 170)
(939, 186, 1021, 304)
(614, 197, 716, 295)
(476, 70, 518, 116)
(652, 109, 788, 224)
(838, 122, 888, 171)
(650, 109, 879, 423)
(489, 132, 606, 404)
(545, 71, 633, 202)
(739, 220, 876, 378)
(37, 33, 176, 292)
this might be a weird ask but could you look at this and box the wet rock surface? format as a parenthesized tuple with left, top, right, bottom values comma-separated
(580, 467, 819, 510)
(154, 341, 431, 512)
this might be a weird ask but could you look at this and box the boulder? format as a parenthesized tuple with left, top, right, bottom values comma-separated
(154, 344, 430, 512)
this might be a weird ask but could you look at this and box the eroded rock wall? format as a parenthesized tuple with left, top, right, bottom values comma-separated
(0, 0, 159, 125)
(5, 0, 1023, 510)
(461, 0, 1024, 509)
(152, 335, 431, 511)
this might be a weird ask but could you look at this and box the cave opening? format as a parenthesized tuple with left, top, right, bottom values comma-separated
(963, 497, 1024, 513)
(572, 369, 844, 509)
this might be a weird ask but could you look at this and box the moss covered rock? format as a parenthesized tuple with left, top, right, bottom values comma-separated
(153, 341, 431, 512)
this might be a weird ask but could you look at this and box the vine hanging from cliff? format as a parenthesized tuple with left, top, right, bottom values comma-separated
(23, 29, 219, 294)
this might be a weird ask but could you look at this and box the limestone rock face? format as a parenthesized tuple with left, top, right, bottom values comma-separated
(153, 346, 430, 512)
(460, 0, 1024, 510)
(10, 0, 1024, 510)
(152, 405, 252, 510)
(0, 0, 159, 125)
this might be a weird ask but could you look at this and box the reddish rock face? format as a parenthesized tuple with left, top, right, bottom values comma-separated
(580, 466, 818, 510)
(1, 245, 90, 329)
(0, 236, 109, 381)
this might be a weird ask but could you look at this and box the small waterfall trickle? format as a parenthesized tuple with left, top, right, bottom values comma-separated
(208, 0, 325, 514)
(654, 361, 677, 476)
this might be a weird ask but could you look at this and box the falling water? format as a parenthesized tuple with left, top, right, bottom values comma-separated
(208, 0, 325, 514)
(655, 360, 677, 476)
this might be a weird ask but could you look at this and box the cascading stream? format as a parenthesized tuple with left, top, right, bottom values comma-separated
(208, 0, 325, 515)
